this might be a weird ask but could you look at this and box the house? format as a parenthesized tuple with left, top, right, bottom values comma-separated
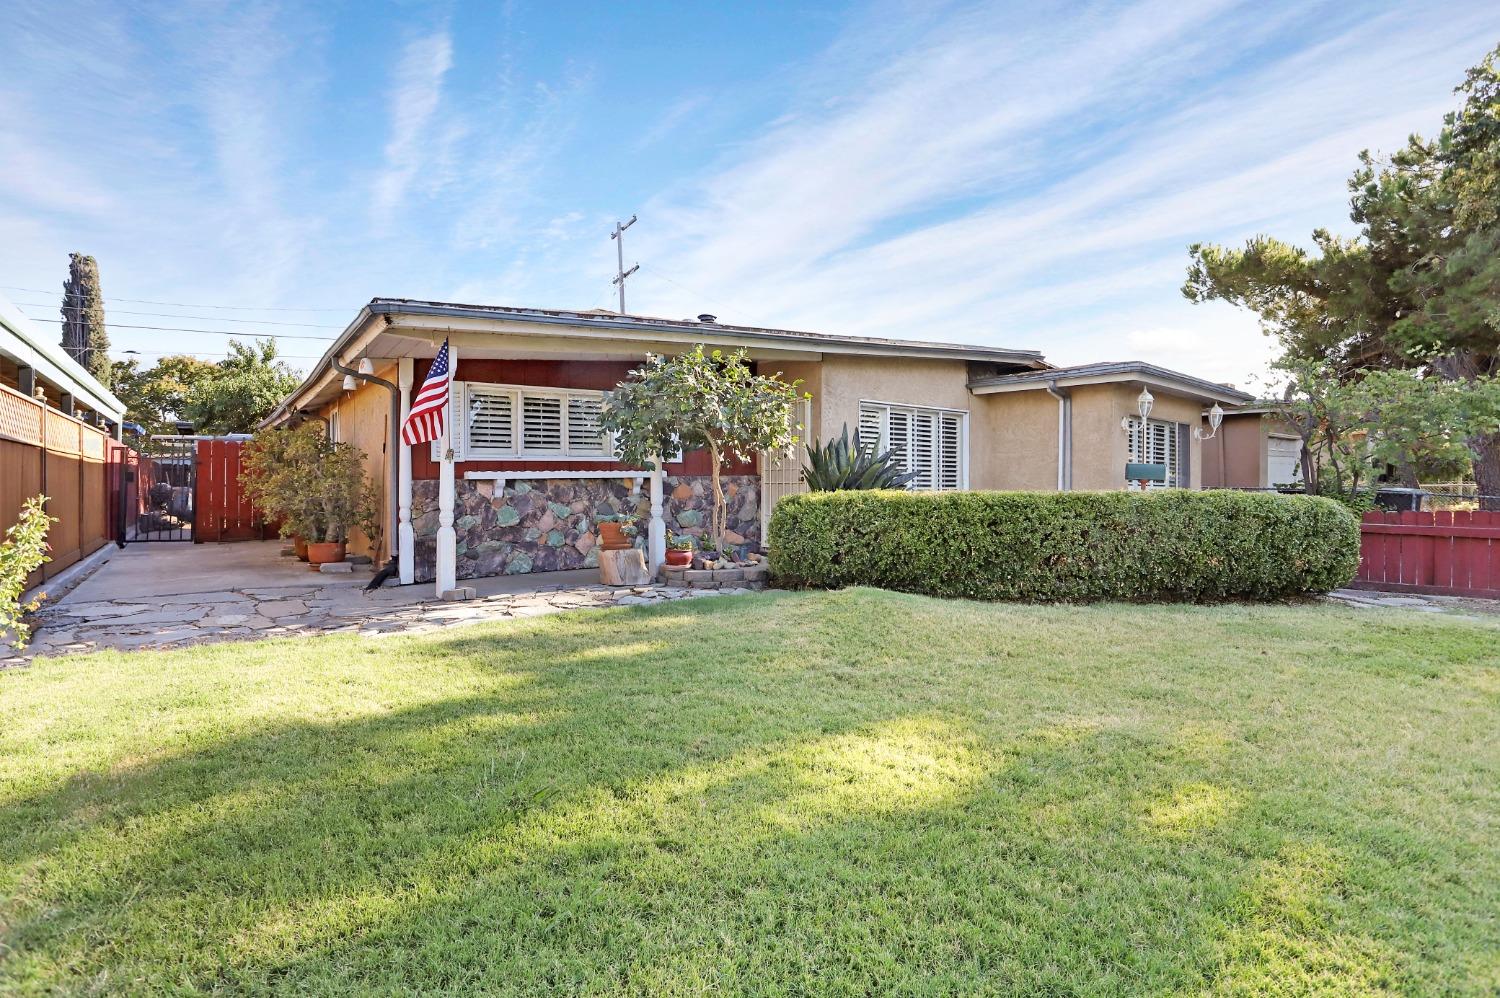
(1199, 402, 1305, 490)
(262, 299, 1251, 592)
(0, 292, 126, 437)
(1, 292, 129, 583)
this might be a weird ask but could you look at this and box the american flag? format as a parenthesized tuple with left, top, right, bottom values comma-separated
(402, 340, 451, 446)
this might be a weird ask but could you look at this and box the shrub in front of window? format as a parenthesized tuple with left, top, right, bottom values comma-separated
(803, 424, 918, 491)
(769, 490, 1360, 601)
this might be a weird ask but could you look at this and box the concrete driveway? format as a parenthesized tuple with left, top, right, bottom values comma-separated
(14, 541, 742, 661)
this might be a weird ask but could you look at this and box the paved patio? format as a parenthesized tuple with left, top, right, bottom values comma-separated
(11, 541, 753, 662)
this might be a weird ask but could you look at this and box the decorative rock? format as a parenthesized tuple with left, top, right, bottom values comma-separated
(440, 586, 478, 601)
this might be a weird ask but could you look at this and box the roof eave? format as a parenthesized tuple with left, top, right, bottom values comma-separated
(969, 366, 1252, 405)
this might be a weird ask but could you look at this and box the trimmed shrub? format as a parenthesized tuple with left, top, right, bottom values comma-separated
(769, 490, 1361, 602)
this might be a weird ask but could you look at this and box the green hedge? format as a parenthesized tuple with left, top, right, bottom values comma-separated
(769, 490, 1361, 602)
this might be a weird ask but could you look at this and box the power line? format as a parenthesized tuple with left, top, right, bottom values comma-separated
(8, 299, 343, 328)
(117, 349, 323, 360)
(2, 284, 348, 312)
(23, 317, 337, 341)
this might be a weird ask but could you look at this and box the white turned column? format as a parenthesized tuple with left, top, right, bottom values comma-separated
(647, 455, 666, 574)
(397, 357, 415, 585)
(435, 346, 458, 596)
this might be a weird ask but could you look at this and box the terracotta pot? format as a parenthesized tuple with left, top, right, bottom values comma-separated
(293, 536, 309, 561)
(597, 521, 633, 551)
(306, 541, 347, 566)
(666, 549, 693, 567)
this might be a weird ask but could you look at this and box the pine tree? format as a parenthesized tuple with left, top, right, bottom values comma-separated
(60, 253, 111, 387)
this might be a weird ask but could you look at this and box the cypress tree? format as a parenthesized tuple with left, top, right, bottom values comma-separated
(60, 253, 111, 387)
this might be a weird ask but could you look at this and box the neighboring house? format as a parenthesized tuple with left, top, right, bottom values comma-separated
(1, 292, 129, 582)
(1199, 402, 1305, 490)
(0, 292, 126, 435)
(263, 300, 1251, 588)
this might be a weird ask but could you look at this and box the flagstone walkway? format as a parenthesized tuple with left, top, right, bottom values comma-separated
(8, 542, 755, 664)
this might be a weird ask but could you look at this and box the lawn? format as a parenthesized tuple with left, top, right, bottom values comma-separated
(1, 589, 1496, 995)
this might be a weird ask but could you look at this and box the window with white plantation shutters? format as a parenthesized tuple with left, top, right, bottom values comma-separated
(566, 394, 607, 455)
(454, 383, 617, 460)
(855, 400, 968, 490)
(521, 394, 563, 454)
(466, 385, 515, 455)
(938, 412, 962, 490)
(857, 403, 882, 455)
(1126, 416, 1184, 488)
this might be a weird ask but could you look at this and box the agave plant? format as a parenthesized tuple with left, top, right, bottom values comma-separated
(802, 424, 919, 491)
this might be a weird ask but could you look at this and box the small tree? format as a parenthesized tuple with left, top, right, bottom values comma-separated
(1, 496, 55, 650)
(60, 253, 110, 387)
(602, 346, 804, 552)
(242, 423, 379, 546)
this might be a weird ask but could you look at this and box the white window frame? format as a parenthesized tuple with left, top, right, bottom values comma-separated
(1126, 416, 1186, 488)
(856, 399, 969, 490)
(439, 382, 616, 462)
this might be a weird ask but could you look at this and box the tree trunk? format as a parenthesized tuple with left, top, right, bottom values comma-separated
(1472, 431, 1500, 512)
(708, 443, 726, 552)
(1433, 350, 1500, 511)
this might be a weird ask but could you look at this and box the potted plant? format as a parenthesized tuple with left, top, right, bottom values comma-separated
(665, 534, 695, 567)
(597, 514, 637, 551)
(242, 422, 377, 568)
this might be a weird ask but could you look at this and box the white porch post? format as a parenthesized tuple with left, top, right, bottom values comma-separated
(435, 346, 459, 596)
(647, 455, 666, 575)
(397, 358, 415, 585)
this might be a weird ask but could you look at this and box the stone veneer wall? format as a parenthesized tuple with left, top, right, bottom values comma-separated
(412, 475, 760, 582)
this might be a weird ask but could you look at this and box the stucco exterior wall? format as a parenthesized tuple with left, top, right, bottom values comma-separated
(1202, 413, 1266, 489)
(971, 391, 1058, 490)
(319, 364, 396, 560)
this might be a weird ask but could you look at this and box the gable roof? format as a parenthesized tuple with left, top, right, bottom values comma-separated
(967, 361, 1253, 405)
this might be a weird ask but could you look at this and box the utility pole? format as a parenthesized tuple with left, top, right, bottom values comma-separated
(611, 215, 639, 314)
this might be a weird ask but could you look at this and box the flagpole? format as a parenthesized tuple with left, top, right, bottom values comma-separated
(435, 343, 458, 597)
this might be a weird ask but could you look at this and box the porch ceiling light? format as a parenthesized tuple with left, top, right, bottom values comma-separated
(342, 373, 358, 391)
(357, 357, 375, 376)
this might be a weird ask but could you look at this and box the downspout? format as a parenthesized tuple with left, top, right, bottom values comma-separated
(1044, 381, 1072, 491)
(330, 355, 400, 565)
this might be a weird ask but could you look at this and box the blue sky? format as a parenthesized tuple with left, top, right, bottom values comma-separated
(3, 1, 1497, 383)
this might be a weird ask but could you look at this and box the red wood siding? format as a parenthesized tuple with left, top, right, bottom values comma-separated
(412, 357, 756, 479)
(1354, 509, 1500, 598)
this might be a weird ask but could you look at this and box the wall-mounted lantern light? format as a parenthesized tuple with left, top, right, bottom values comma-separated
(1194, 402, 1225, 440)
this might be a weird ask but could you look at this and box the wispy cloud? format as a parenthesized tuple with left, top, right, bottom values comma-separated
(374, 28, 456, 228)
(632, 0, 1500, 380)
(634, 94, 710, 150)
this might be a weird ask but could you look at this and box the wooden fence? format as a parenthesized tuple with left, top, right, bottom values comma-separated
(194, 438, 271, 542)
(1355, 509, 1500, 598)
(0, 381, 128, 584)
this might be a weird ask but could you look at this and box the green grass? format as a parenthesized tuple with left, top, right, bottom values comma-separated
(1, 590, 1497, 995)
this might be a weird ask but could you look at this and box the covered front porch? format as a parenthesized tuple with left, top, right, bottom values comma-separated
(285, 303, 817, 596)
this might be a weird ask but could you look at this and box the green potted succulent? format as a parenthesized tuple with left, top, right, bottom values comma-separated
(666, 533, 695, 567)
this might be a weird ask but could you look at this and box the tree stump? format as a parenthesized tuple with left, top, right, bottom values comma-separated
(599, 548, 650, 586)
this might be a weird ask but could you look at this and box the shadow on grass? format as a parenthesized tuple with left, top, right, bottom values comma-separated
(0, 591, 1437, 993)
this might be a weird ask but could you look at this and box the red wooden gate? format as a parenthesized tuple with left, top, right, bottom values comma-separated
(1355, 509, 1500, 598)
(194, 439, 267, 542)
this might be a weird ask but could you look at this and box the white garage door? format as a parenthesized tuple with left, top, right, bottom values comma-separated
(1267, 435, 1302, 488)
